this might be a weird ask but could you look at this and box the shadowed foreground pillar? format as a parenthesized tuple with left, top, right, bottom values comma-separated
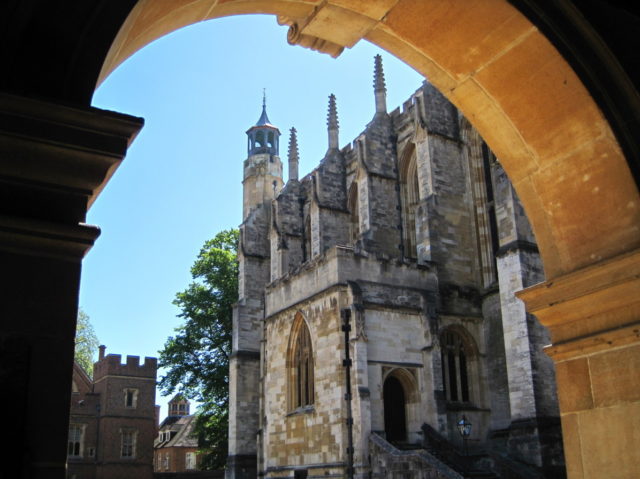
(0, 93, 142, 478)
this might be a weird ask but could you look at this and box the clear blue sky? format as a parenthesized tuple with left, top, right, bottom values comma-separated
(83, 14, 424, 420)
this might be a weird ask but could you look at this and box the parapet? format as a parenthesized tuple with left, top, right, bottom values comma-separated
(93, 350, 157, 380)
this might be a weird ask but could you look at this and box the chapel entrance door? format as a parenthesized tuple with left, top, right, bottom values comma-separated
(383, 375, 407, 443)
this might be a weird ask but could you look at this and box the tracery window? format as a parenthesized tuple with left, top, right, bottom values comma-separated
(289, 314, 314, 409)
(67, 424, 84, 457)
(441, 330, 471, 403)
(399, 147, 419, 259)
(462, 116, 498, 287)
(481, 142, 500, 262)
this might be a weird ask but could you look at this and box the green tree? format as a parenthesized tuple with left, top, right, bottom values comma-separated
(158, 229, 238, 469)
(75, 309, 100, 378)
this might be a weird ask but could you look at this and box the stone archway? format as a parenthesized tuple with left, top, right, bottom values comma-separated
(97, 5, 638, 477)
(0, 2, 638, 478)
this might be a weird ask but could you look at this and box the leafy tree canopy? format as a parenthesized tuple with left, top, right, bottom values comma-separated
(75, 309, 100, 378)
(158, 229, 238, 469)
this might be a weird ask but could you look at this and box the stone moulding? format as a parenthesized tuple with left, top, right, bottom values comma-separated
(0, 93, 143, 208)
(516, 248, 640, 359)
(0, 214, 100, 261)
(286, 21, 344, 58)
(279, 0, 399, 58)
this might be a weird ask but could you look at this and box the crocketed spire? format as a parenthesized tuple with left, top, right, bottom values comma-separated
(327, 94, 339, 149)
(373, 54, 387, 114)
(288, 127, 299, 181)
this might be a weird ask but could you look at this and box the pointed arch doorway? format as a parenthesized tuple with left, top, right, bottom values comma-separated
(383, 375, 407, 443)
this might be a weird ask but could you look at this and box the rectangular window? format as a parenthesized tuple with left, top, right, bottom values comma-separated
(185, 451, 196, 470)
(294, 470, 308, 479)
(121, 430, 136, 458)
(164, 452, 170, 471)
(124, 388, 138, 408)
(67, 424, 83, 457)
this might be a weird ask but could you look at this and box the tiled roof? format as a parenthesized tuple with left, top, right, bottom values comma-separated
(154, 414, 198, 449)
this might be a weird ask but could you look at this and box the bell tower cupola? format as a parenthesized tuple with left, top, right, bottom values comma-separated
(246, 91, 280, 156)
(242, 91, 284, 219)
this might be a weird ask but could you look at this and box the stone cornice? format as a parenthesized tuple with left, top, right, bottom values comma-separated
(0, 214, 100, 261)
(0, 93, 143, 209)
(517, 248, 640, 356)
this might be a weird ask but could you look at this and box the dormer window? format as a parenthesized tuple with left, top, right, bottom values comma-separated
(124, 388, 138, 408)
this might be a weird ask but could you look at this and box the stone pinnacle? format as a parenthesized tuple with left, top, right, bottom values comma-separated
(374, 54, 386, 93)
(327, 94, 339, 149)
(374, 54, 387, 114)
(288, 127, 299, 181)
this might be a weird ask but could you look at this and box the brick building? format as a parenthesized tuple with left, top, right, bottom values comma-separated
(154, 395, 203, 473)
(67, 346, 157, 479)
(228, 56, 566, 478)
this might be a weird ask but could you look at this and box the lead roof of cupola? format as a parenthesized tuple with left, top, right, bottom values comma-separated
(246, 94, 280, 133)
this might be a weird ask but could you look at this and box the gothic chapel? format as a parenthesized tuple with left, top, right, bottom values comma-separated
(228, 56, 564, 479)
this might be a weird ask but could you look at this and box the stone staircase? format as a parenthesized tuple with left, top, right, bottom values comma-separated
(369, 432, 464, 479)
(369, 430, 501, 479)
(369, 423, 553, 479)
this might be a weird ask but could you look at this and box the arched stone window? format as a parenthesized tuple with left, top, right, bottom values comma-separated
(399, 145, 419, 259)
(461, 118, 498, 287)
(440, 329, 475, 403)
(288, 313, 314, 409)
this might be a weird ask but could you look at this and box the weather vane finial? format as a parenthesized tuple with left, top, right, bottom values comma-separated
(263, 88, 266, 109)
